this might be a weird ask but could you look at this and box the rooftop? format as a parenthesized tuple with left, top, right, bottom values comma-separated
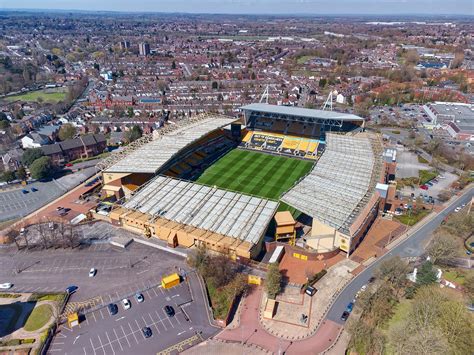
(105, 114, 237, 174)
(281, 134, 376, 234)
(123, 176, 279, 245)
(240, 103, 365, 122)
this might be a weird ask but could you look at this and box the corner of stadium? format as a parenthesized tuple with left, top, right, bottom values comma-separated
(98, 104, 393, 261)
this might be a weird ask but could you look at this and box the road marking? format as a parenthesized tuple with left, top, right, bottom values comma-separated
(99, 309, 105, 320)
(145, 289, 152, 299)
(113, 328, 124, 351)
(116, 316, 125, 321)
(153, 287, 159, 297)
(128, 323, 139, 344)
(89, 337, 97, 355)
(156, 310, 167, 331)
(105, 331, 116, 355)
(96, 334, 106, 355)
(135, 319, 146, 339)
(177, 330, 186, 336)
(171, 294, 180, 298)
(73, 335, 80, 345)
(83, 346, 87, 354)
(120, 325, 131, 348)
(92, 311, 97, 322)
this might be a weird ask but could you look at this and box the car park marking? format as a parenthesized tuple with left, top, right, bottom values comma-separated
(113, 328, 124, 351)
(89, 338, 97, 355)
(105, 331, 116, 354)
(120, 325, 131, 347)
(128, 323, 139, 344)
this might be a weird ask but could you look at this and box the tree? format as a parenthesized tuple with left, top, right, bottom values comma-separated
(15, 166, 27, 181)
(171, 60, 176, 69)
(124, 125, 142, 143)
(0, 118, 9, 129)
(126, 107, 134, 118)
(416, 261, 438, 286)
(374, 256, 410, 290)
(318, 78, 327, 88)
(426, 233, 458, 265)
(211, 81, 219, 90)
(0, 170, 16, 182)
(265, 262, 282, 299)
(58, 123, 77, 141)
(21, 148, 44, 167)
(30, 156, 53, 180)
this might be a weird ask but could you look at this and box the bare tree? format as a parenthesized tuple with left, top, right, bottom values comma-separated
(426, 232, 458, 265)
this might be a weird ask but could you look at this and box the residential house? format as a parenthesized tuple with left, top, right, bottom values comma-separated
(41, 134, 107, 165)
(21, 132, 50, 149)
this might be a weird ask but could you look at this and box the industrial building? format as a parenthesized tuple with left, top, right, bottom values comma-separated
(423, 102, 474, 141)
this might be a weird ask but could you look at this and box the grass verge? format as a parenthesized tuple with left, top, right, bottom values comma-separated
(23, 304, 52, 332)
(395, 209, 430, 226)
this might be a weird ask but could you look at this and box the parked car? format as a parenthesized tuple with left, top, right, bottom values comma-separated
(135, 293, 144, 303)
(164, 305, 175, 317)
(122, 299, 131, 310)
(65, 163, 73, 167)
(426, 182, 433, 186)
(142, 327, 152, 338)
(30, 187, 38, 192)
(56, 206, 63, 211)
(346, 302, 354, 313)
(108, 303, 118, 315)
(65, 285, 78, 294)
(454, 207, 461, 212)
(394, 208, 403, 216)
(21, 189, 29, 194)
(341, 311, 350, 321)
(0, 283, 13, 289)
(89, 268, 97, 277)
(420, 185, 428, 190)
(305, 286, 316, 297)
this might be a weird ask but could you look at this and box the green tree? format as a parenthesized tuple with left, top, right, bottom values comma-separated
(265, 262, 282, 299)
(0, 170, 16, 182)
(58, 123, 77, 141)
(15, 166, 27, 181)
(374, 256, 410, 290)
(318, 78, 327, 88)
(30, 156, 53, 180)
(126, 107, 134, 118)
(124, 125, 142, 143)
(21, 148, 44, 167)
(416, 261, 438, 286)
(211, 81, 219, 90)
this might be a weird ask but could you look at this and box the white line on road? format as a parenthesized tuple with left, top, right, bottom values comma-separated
(120, 325, 131, 348)
(113, 328, 124, 351)
(105, 331, 116, 355)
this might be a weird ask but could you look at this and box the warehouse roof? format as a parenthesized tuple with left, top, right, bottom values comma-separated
(123, 176, 279, 245)
(281, 134, 375, 234)
(240, 103, 364, 122)
(105, 115, 237, 174)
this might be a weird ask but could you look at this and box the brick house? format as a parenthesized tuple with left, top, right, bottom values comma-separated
(41, 134, 107, 166)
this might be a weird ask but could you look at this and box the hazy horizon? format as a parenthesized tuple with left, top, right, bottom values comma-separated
(1, 0, 473, 16)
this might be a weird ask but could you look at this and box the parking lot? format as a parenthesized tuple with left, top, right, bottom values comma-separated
(0, 167, 96, 222)
(47, 280, 214, 355)
(0, 242, 186, 302)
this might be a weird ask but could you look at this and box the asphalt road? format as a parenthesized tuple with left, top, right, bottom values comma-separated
(327, 186, 473, 323)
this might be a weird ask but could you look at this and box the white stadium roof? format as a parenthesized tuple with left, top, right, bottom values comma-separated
(281, 134, 375, 233)
(241, 103, 364, 122)
(124, 176, 279, 245)
(105, 115, 237, 174)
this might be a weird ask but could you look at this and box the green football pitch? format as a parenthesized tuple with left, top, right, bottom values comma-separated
(195, 149, 314, 200)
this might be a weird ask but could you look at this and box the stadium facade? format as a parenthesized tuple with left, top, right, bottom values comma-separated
(99, 104, 390, 259)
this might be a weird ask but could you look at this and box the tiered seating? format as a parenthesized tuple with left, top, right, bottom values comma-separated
(271, 120, 286, 133)
(242, 131, 253, 143)
(240, 130, 325, 160)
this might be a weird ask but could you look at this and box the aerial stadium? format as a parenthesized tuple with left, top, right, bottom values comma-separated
(99, 103, 388, 260)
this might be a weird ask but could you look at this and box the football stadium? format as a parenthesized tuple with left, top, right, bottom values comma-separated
(100, 103, 389, 260)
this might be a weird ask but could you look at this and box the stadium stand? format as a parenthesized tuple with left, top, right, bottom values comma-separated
(240, 131, 323, 159)
(115, 175, 279, 259)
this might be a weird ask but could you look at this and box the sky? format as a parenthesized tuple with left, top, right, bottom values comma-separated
(0, 0, 473, 15)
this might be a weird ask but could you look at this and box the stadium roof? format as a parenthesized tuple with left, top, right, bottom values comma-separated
(123, 176, 279, 245)
(281, 134, 375, 234)
(240, 103, 364, 122)
(105, 115, 237, 174)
